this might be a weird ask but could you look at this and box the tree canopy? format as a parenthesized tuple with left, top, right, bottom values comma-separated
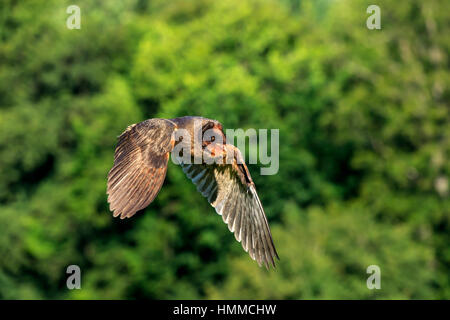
(0, 0, 448, 299)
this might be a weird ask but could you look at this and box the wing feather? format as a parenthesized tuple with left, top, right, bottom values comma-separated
(107, 119, 176, 219)
(179, 145, 279, 268)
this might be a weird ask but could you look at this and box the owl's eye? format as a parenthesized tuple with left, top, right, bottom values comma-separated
(211, 136, 215, 142)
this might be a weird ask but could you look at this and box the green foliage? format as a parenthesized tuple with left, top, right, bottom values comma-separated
(0, 0, 448, 299)
(207, 202, 435, 299)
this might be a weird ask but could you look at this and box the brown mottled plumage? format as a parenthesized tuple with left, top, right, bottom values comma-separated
(107, 116, 279, 269)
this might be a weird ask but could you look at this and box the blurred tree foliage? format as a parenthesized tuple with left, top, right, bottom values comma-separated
(0, 0, 448, 299)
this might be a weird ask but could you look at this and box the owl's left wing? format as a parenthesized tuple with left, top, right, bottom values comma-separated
(107, 118, 177, 219)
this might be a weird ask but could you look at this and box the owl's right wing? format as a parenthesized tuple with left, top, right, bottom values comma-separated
(179, 145, 279, 268)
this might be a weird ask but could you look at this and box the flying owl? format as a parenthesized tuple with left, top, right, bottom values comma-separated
(107, 116, 279, 268)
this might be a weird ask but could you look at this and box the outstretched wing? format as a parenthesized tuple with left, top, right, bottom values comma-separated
(179, 145, 279, 268)
(107, 118, 177, 219)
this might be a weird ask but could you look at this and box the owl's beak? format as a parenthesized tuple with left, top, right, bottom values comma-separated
(205, 143, 227, 158)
